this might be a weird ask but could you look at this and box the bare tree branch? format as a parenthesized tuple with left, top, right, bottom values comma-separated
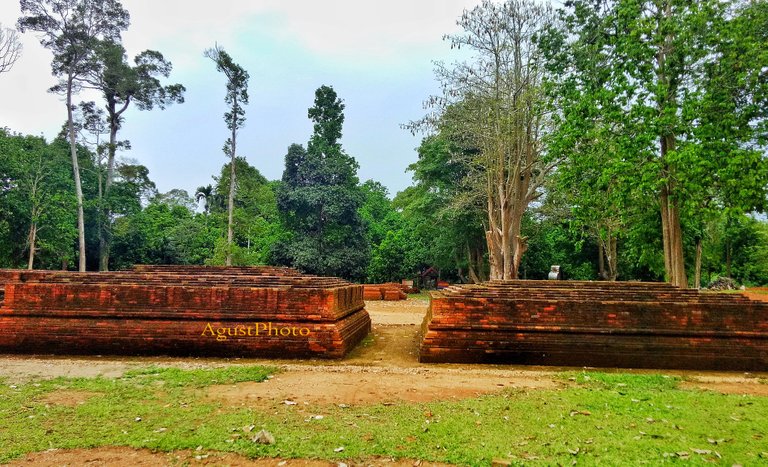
(0, 24, 22, 74)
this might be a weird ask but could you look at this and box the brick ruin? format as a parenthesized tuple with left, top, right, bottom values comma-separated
(0, 265, 370, 359)
(420, 280, 768, 370)
(363, 283, 408, 301)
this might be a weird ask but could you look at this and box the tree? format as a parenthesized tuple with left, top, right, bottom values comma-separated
(542, 0, 768, 287)
(394, 134, 488, 284)
(194, 184, 216, 214)
(0, 129, 76, 269)
(276, 86, 369, 279)
(83, 40, 185, 270)
(0, 23, 22, 74)
(18, 0, 130, 271)
(210, 157, 282, 265)
(204, 44, 249, 266)
(409, 0, 557, 280)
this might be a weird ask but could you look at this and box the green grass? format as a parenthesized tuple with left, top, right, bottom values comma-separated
(1, 367, 767, 465)
(407, 291, 433, 301)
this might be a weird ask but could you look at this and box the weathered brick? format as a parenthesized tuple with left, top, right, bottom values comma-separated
(363, 283, 407, 301)
(0, 266, 370, 359)
(419, 280, 768, 370)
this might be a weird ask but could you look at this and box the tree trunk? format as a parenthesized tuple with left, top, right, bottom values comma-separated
(67, 76, 87, 272)
(608, 235, 618, 281)
(659, 168, 687, 287)
(669, 197, 687, 287)
(467, 244, 481, 284)
(694, 237, 702, 289)
(226, 112, 237, 267)
(98, 115, 120, 271)
(27, 222, 37, 270)
(660, 186, 673, 282)
(99, 235, 110, 271)
(486, 217, 503, 280)
(655, 1, 687, 288)
(598, 241, 606, 280)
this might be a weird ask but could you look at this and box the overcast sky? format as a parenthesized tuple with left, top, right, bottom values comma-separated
(0, 0, 483, 199)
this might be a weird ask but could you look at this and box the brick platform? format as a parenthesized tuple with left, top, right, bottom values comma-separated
(419, 281, 768, 370)
(0, 266, 370, 359)
(363, 283, 407, 301)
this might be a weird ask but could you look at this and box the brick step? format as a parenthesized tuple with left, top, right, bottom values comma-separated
(434, 288, 753, 304)
(484, 280, 683, 289)
(11, 274, 350, 287)
(419, 335, 768, 371)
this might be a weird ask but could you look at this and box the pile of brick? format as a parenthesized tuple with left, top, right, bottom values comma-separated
(420, 280, 768, 370)
(363, 283, 408, 301)
(0, 265, 370, 359)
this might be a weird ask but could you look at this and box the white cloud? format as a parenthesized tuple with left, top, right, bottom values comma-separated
(119, 0, 480, 64)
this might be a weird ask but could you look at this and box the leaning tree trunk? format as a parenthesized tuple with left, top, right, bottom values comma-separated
(67, 76, 87, 272)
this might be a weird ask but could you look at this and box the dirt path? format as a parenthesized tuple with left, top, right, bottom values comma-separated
(8, 447, 452, 467)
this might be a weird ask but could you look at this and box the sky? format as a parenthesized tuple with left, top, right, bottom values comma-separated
(0, 0, 483, 199)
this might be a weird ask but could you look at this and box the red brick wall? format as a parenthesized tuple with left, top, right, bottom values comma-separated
(420, 281, 768, 370)
(0, 266, 370, 359)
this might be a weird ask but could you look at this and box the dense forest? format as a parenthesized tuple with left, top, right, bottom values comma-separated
(1, 0, 767, 288)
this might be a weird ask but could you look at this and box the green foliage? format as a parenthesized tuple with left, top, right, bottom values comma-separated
(276, 86, 369, 280)
(110, 200, 189, 267)
(389, 134, 487, 284)
(205, 158, 282, 266)
(0, 129, 77, 268)
(540, 0, 768, 285)
(520, 217, 596, 280)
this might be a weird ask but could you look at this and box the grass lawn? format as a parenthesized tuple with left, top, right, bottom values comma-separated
(1, 366, 767, 465)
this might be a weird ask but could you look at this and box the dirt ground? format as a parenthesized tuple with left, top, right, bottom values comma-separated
(9, 447, 452, 467)
(3, 298, 768, 466)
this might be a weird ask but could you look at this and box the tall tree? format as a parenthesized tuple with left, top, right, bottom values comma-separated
(409, 0, 557, 280)
(83, 40, 185, 270)
(0, 23, 22, 74)
(18, 0, 129, 271)
(204, 44, 249, 267)
(276, 86, 369, 279)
